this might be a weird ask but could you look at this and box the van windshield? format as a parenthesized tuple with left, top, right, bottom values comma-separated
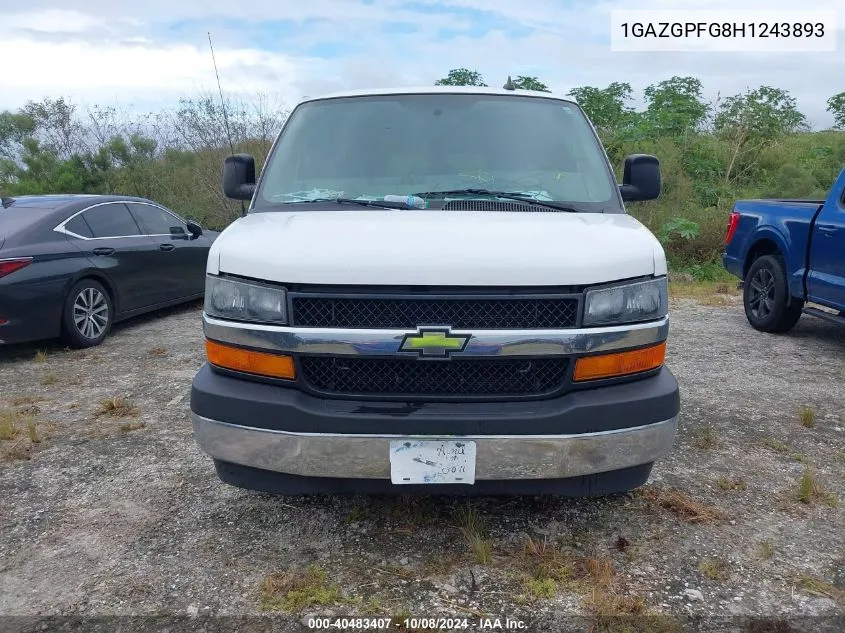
(254, 93, 621, 213)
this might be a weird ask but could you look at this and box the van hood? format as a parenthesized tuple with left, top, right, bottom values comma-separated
(209, 210, 666, 286)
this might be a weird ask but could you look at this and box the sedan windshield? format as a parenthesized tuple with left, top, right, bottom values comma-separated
(255, 93, 621, 213)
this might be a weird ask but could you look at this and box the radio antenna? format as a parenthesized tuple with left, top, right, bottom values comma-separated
(208, 32, 245, 217)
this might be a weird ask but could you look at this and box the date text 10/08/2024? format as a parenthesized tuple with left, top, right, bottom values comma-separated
(306, 617, 528, 630)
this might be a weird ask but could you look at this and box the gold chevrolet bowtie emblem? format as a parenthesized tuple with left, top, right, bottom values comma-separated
(399, 327, 471, 358)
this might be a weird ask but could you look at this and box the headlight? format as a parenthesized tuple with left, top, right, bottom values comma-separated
(583, 277, 668, 326)
(204, 275, 287, 324)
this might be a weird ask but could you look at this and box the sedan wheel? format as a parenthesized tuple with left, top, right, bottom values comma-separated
(61, 279, 113, 348)
(73, 287, 110, 339)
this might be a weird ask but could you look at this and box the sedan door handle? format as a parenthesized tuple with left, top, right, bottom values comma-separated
(92, 247, 115, 256)
(159, 243, 175, 251)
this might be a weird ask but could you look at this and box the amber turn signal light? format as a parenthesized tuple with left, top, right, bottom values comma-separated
(205, 339, 296, 380)
(573, 342, 666, 382)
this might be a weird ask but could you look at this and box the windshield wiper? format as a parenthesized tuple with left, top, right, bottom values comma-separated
(282, 197, 411, 210)
(413, 189, 581, 213)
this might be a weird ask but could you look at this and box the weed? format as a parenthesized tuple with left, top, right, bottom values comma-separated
(693, 425, 718, 449)
(758, 541, 775, 560)
(524, 577, 556, 599)
(799, 406, 816, 428)
(798, 574, 844, 602)
(119, 421, 146, 433)
(95, 397, 138, 418)
(792, 453, 809, 464)
(0, 410, 21, 440)
(260, 564, 341, 613)
(456, 505, 492, 564)
(521, 535, 573, 583)
(795, 468, 838, 507)
(40, 372, 59, 386)
(716, 477, 747, 491)
(26, 421, 40, 443)
(344, 506, 372, 524)
(639, 486, 727, 523)
(699, 558, 731, 582)
(9, 395, 41, 406)
(147, 347, 169, 356)
(763, 437, 789, 453)
(34, 350, 48, 363)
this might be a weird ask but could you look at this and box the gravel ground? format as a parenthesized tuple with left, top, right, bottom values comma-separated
(0, 293, 843, 633)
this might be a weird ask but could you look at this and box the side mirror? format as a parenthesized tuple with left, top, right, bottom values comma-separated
(223, 154, 256, 201)
(186, 219, 203, 239)
(619, 154, 661, 202)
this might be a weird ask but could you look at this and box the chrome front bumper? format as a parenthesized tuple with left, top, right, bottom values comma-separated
(191, 413, 678, 480)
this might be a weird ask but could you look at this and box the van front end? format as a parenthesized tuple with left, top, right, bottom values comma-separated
(189, 275, 680, 496)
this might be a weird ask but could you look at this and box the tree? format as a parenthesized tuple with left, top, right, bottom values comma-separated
(642, 76, 709, 136)
(567, 82, 635, 132)
(715, 86, 808, 138)
(714, 86, 808, 184)
(827, 92, 845, 130)
(434, 68, 487, 87)
(511, 76, 550, 92)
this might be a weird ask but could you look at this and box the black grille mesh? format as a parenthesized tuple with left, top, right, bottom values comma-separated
(441, 200, 554, 212)
(291, 297, 579, 329)
(299, 356, 569, 398)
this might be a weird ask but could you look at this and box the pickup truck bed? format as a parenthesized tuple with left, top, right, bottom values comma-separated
(723, 167, 845, 332)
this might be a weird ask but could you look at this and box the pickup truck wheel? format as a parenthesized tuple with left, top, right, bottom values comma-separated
(743, 255, 803, 333)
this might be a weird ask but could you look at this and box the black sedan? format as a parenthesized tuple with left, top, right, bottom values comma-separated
(0, 194, 219, 348)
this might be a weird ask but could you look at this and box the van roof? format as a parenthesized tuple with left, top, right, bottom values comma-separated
(298, 85, 577, 106)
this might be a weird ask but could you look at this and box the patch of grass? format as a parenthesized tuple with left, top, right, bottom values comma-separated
(456, 505, 492, 564)
(699, 558, 731, 582)
(795, 468, 838, 507)
(524, 577, 556, 599)
(758, 541, 776, 560)
(8, 395, 42, 406)
(638, 486, 727, 523)
(34, 350, 48, 363)
(716, 477, 747, 491)
(119, 421, 146, 433)
(521, 535, 574, 584)
(792, 453, 809, 464)
(389, 495, 439, 527)
(95, 396, 138, 418)
(798, 574, 844, 602)
(147, 347, 169, 356)
(40, 372, 59, 386)
(693, 425, 719, 449)
(0, 409, 22, 440)
(26, 421, 40, 443)
(260, 564, 342, 613)
(763, 437, 790, 453)
(669, 279, 740, 306)
(343, 505, 372, 523)
(798, 406, 816, 429)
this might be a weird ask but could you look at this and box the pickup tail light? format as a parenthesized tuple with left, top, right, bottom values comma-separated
(0, 257, 33, 279)
(725, 211, 740, 245)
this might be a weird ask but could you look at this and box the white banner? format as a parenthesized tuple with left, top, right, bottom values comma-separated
(610, 10, 837, 52)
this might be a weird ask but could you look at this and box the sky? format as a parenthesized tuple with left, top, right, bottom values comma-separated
(1, 0, 843, 128)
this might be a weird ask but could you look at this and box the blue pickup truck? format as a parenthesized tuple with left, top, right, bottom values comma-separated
(723, 165, 845, 332)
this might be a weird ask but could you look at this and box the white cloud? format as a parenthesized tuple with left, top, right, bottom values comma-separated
(0, 0, 843, 127)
